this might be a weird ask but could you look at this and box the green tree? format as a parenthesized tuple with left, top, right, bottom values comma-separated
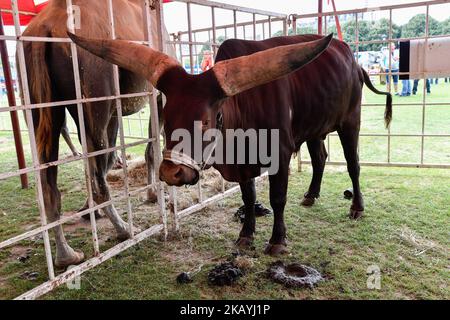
(367, 18, 401, 51)
(198, 35, 226, 63)
(402, 14, 441, 38)
(439, 17, 450, 35)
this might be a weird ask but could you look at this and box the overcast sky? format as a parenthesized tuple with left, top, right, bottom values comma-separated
(163, 0, 450, 34)
(2, 1, 449, 56)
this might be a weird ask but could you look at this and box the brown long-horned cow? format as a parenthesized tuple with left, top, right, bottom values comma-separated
(69, 32, 392, 255)
(23, 0, 175, 268)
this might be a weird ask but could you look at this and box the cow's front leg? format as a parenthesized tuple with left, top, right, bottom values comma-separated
(236, 179, 256, 248)
(265, 163, 289, 256)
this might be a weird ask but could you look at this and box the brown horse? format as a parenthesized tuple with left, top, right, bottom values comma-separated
(22, 0, 173, 268)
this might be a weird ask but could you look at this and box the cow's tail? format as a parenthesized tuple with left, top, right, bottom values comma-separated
(361, 67, 392, 128)
(24, 27, 53, 160)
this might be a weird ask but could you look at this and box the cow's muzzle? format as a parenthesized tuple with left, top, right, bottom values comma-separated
(159, 159, 199, 187)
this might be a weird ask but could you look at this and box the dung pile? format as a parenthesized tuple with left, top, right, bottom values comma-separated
(267, 261, 323, 289)
(207, 262, 243, 286)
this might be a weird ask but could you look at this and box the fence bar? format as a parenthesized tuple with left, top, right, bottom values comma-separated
(169, 187, 179, 232)
(387, 9, 392, 163)
(293, 0, 450, 19)
(187, 2, 195, 74)
(107, 0, 135, 238)
(211, 6, 217, 56)
(318, 0, 323, 35)
(11, 0, 55, 280)
(15, 224, 164, 300)
(173, 0, 286, 18)
(66, 0, 100, 257)
(233, 10, 238, 38)
(299, 161, 448, 169)
(420, 5, 430, 164)
(144, 0, 167, 239)
(253, 13, 256, 40)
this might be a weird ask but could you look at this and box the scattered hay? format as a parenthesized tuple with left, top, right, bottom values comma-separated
(107, 157, 148, 188)
(233, 255, 255, 271)
(398, 226, 439, 256)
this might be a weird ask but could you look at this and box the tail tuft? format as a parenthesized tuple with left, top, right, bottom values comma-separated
(361, 67, 392, 129)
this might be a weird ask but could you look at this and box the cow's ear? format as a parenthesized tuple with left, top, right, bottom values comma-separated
(211, 34, 333, 97)
(67, 32, 179, 91)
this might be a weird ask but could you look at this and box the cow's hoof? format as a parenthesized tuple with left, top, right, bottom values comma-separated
(117, 226, 141, 241)
(301, 197, 316, 207)
(264, 243, 288, 256)
(55, 250, 85, 269)
(349, 209, 364, 220)
(235, 237, 254, 248)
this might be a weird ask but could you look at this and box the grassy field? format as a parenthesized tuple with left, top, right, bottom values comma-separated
(0, 82, 449, 300)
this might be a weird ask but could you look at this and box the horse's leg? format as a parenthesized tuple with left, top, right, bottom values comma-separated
(35, 107, 84, 268)
(86, 119, 133, 240)
(301, 139, 327, 207)
(60, 117, 80, 156)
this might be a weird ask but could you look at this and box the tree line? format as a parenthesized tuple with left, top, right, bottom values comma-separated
(194, 14, 449, 65)
(280, 14, 450, 51)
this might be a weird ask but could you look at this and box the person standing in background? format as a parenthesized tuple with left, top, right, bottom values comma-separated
(381, 43, 400, 95)
(400, 79, 411, 96)
(201, 50, 214, 72)
(413, 78, 431, 95)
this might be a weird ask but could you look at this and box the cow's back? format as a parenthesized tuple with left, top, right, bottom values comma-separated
(216, 35, 361, 146)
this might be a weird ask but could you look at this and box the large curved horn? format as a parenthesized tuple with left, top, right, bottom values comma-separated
(213, 34, 333, 96)
(67, 32, 179, 88)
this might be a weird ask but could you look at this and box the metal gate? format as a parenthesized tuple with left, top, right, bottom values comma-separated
(0, 0, 448, 300)
(293, 0, 450, 170)
(0, 0, 288, 299)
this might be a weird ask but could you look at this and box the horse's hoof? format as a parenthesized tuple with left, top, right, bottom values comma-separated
(81, 210, 102, 220)
(264, 243, 288, 256)
(55, 250, 85, 269)
(235, 237, 254, 248)
(117, 226, 141, 241)
(301, 197, 316, 207)
(146, 190, 158, 203)
(349, 208, 364, 220)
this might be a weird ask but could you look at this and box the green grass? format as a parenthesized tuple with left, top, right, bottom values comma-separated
(0, 81, 449, 300)
(38, 166, 448, 300)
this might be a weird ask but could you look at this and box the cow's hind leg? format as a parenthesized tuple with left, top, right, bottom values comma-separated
(37, 109, 84, 268)
(236, 179, 256, 248)
(301, 139, 327, 207)
(338, 125, 364, 219)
